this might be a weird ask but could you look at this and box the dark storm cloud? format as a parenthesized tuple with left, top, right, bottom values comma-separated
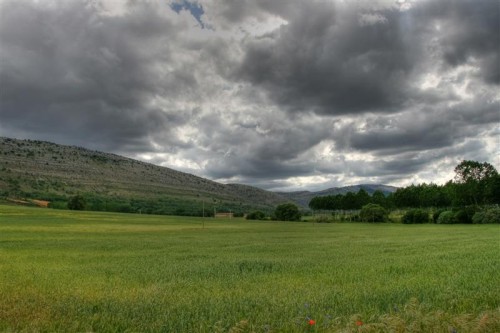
(0, 0, 196, 152)
(235, 3, 419, 115)
(339, 95, 500, 155)
(197, 110, 331, 182)
(1, 0, 498, 191)
(417, 0, 500, 84)
(234, 0, 499, 116)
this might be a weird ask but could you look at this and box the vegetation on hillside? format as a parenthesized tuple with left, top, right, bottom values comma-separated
(0, 137, 289, 216)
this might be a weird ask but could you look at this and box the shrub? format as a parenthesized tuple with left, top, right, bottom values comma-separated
(359, 203, 388, 222)
(413, 209, 429, 223)
(403, 209, 429, 224)
(402, 210, 414, 224)
(437, 211, 456, 224)
(433, 209, 445, 223)
(274, 203, 301, 221)
(472, 208, 500, 224)
(246, 211, 266, 220)
(472, 211, 486, 224)
(453, 210, 469, 224)
(313, 215, 332, 223)
(67, 195, 86, 210)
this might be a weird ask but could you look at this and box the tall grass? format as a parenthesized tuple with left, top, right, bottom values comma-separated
(1, 205, 499, 332)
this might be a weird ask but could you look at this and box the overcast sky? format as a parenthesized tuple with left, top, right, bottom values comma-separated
(1, 0, 499, 192)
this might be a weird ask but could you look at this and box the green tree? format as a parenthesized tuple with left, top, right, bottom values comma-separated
(274, 203, 301, 221)
(371, 190, 387, 207)
(359, 203, 388, 222)
(483, 174, 500, 205)
(394, 185, 419, 208)
(342, 192, 358, 210)
(454, 160, 499, 206)
(402, 209, 429, 224)
(67, 195, 86, 210)
(355, 189, 371, 208)
(246, 211, 266, 220)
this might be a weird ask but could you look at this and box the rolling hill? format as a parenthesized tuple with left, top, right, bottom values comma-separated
(0, 137, 398, 214)
(0, 137, 289, 214)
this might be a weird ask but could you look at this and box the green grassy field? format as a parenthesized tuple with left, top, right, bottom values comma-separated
(1, 205, 499, 332)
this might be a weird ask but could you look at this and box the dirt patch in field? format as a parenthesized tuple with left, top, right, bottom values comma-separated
(6, 198, 50, 207)
(31, 200, 50, 208)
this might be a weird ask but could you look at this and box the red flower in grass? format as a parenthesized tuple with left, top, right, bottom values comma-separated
(355, 320, 363, 326)
(308, 319, 316, 326)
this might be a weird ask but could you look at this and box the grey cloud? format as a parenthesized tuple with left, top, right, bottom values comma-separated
(207, 0, 301, 25)
(0, 0, 197, 152)
(329, 91, 499, 156)
(418, 0, 500, 84)
(1, 0, 498, 192)
(192, 109, 331, 183)
(235, 3, 420, 115)
(234, 0, 499, 116)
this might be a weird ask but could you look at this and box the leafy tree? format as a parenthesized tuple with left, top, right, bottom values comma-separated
(483, 174, 500, 205)
(246, 211, 266, 220)
(371, 190, 387, 207)
(355, 189, 371, 208)
(454, 160, 499, 206)
(402, 209, 429, 224)
(67, 195, 86, 210)
(359, 203, 388, 222)
(454, 160, 498, 184)
(331, 194, 344, 210)
(310, 196, 327, 210)
(393, 185, 420, 208)
(274, 203, 301, 221)
(342, 192, 358, 210)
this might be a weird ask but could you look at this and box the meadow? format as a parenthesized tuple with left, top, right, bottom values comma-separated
(0, 205, 499, 332)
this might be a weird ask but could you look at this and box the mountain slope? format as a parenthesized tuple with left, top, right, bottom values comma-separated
(277, 184, 398, 207)
(0, 137, 288, 214)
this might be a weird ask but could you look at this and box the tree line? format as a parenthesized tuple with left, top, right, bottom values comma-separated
(309, 160, 499, 211)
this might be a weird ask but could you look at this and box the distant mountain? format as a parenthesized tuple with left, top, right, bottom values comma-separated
(276, 184, 398, 207)
(0, 137, 288, 214)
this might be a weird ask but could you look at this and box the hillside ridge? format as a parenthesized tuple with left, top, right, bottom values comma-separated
(0, 137, 288, 214)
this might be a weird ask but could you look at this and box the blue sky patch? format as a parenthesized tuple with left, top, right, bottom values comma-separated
(170, 1, 205, 28)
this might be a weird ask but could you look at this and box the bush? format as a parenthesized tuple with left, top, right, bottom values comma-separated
(453, 210, 469, 224)
(472, 211, 485, 224)
(48, 201, 67, 209)
(313, 215, 332, 223)
(402, 209, 429, 224)
(433, 209, 446, 223)
(67, 195, 86, 210)
(472, 208, 500, 224)
(274, 203, 301, 221)
(246, 211, 266, 220)
(359, 203, 388, 222)
(437, 211, 456, 224)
